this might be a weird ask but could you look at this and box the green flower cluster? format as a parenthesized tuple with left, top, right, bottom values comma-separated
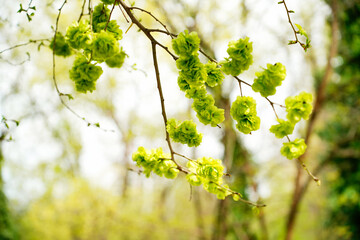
(230, 96, 260, 134)
(93, 4, 122, 40)
(192, 95, 225, 127)
(269, 119, 294, 138)
(51, 3, 127, 93)
(172, 30, 225, 127)
(221, 37, 253, 76)
(92, 4, 110, 29)
(92, 31, 119, 61)
(205, 61, 224, 87)
(132, 147, 179, 179)
(269, 92, 313, 160)
(285, 91, 313, 123)
(166, 118, 203, 147)
(252, 63, 286, 97)
(176, 55, 207, 87)
(50, 32, 72, 57)
(105, 48, 127, 68)
(280, 138, 307, 160)
(186, 157, 231, 199)
(65, 20, 91, 50)
(172, 30, 200, 56)
(69, 55, 103, 93)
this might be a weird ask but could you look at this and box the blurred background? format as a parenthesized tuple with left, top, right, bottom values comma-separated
(0, 0, 359, 239)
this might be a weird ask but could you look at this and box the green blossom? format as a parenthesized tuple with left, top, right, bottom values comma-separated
(186, 173, 202, 186)
(173, 30, 224, 128)
(94, 20, 123, 40)
(65, 20, 91, 50)
(192, 94, 215, 110)
(92, 31, 119, 61)
(176, 56, 207, 87)
(187, 157, 224, 184)
(132, 147, 179, 179)
(186, 157, 231, 199)
(235, 115, 261, 134)
(92, 4, 110, 29)
(269, 119, 295, 138)
(166, 118, 203, 147)
(105, 48, 127, 68)
(205, 62, 224, 87)
(172, 30, 200, 56)
(185, 85, 207, 99)
(192, 95, 225, 126)
(221, 37, 253, 76)
(50, 32, 72, 57)
(285, 91, 313, 123)
(69, 55, 103, 93)
(196, 106, 225, 127)
(230, 96, 260, 134)
(177, 75, 191, 92)
(252, 63, 287, 97)
(280, 138, 307, 160)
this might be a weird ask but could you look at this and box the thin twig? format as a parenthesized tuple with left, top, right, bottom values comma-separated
(116, 2, 129, 23)
(234, 76, 252, 87)
(214, 183, 266, 208)
(129, 6, 173, 38)
(266, 98, 280, 119)
(51, 0, 113, 132)
(88, 0, 93, 30)
(78, 0, 87, 22)
(148, 28, 177, 37)
(174, 152, 194, 162)
(104, 0, 116, 31)
(118, 1, 178, 60)
(279, 0, 306, 51)
(199, 48, 217, 63)
(296, 158, 320, 185)
(151, 42, 185, 172)
(0, 54, 30, 66)
(238, 81, 243, 97)
(0, 38, 50, 54)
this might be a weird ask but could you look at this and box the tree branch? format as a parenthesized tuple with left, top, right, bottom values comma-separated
(284, 1, 339, 239)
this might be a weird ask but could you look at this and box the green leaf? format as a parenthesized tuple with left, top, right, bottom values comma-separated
(295, 23, 308, 38)
(17, 4, 23, 13)
(26, 13, 32, 22)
